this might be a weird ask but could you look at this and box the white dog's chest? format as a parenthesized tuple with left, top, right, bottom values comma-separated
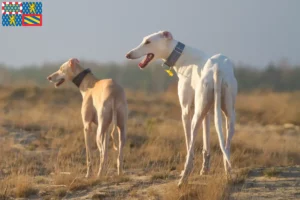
(190, 64, 209, 89)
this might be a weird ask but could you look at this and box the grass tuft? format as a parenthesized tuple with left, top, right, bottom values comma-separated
(15, 176, 38, 198)
(263, 167, 281, 177)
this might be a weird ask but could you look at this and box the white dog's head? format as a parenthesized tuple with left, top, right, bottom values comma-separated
(47, 58, 82, 88)
(126, 31, 174, 68)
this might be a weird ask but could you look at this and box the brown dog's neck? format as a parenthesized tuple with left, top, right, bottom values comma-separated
(78, 73, 98, 96)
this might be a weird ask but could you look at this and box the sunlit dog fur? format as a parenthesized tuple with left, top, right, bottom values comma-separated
(47, 58, 127, 178)
(126, 31, 237, 186)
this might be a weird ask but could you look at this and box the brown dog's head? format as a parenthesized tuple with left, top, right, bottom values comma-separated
(47, 58, 82, 87)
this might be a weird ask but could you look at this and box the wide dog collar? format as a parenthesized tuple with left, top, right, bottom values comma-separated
(72, 68, 91, 87)
(162, 42, 185, 76)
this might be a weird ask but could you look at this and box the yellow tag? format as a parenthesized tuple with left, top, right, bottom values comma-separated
(165, 69, 173, 77)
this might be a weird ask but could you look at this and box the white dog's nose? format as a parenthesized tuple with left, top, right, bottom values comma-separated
(125, 53, 131, 59)
(47, 76, 52, 81)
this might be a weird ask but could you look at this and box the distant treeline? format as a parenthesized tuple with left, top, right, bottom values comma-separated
(0, 61, 299, 92)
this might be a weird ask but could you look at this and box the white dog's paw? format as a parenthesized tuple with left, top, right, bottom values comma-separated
(179, 170, 185, 177)
(200, 168, 209, 176)
(178, 177, 188, 188)
(85, 172, 91, 178)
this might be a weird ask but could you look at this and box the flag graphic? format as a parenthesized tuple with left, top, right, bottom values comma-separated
(1, 1, 42, 27)
(22, 14, 41, 26)
(2, 14, 21, 26)
(2, 2, 22, 14)
(22, 2, 42, 14)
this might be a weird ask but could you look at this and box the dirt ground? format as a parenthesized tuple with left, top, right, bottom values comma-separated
(58, 166, 300, 200)
(230, 166, 300, 200)
(1, 124, 300, 200)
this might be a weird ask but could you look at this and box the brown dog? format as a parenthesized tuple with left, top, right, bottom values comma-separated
(47, 58, 127, 177)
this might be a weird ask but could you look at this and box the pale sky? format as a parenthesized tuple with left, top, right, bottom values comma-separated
(0, 0, 299, 67)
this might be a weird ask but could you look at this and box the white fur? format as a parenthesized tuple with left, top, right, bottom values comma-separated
(126, 31, 238, 186)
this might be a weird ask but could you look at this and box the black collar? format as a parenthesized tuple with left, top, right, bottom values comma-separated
(162, 42, 185, 70)
(72, 68, 91, 87)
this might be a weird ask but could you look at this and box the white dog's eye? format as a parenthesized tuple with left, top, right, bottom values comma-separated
(145, 40, 150, 45)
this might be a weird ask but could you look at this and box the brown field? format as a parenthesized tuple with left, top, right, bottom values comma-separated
(0, 85, 300, 200)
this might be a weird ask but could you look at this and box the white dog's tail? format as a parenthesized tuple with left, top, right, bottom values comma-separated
(110, 99, 118, 151)
(213, 66, 231, 168)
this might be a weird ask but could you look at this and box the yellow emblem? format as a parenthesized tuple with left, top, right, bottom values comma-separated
(29, 3, 36, 13)
(9, 15, 16, 26)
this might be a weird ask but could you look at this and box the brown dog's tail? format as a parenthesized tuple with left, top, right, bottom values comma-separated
(110, 99, 118, 151)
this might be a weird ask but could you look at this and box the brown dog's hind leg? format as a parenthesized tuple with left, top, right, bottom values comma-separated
(116, 106, 127, 175)
(96, 108, 112, 177)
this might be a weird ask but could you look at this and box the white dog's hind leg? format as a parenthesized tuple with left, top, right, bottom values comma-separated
(222, 92, 236, 174)
(200, 113, 211, 175)
(178, 83, 213, 186)
(224, 111, 235, 174)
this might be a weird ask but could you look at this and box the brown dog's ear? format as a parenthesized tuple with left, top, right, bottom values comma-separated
(68, 58, 80, 72)
(161, 31, 173, 40)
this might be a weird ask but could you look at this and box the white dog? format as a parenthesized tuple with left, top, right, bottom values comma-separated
(126, 31, 237, 186)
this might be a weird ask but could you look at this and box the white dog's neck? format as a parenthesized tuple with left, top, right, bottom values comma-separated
(162, 40, 209, 78)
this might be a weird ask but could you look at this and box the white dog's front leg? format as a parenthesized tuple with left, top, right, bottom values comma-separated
(178, 81, 194, 154)
(181, 106, 192, 153)
(179, 107, 192, 177)
(178, 80, 194, 177)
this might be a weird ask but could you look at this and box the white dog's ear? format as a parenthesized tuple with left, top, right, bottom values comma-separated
(161, 31, 173, 40)
(68, 58, 80, 72)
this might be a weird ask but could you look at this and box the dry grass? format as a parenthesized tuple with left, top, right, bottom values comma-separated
(263, 167, 281, 177)
(0, 86, 300, 199)
(14, 175, 38, 198)
(0, 175, 37, 198)
(151, 172, 170, 181)
(161, 175, 230, 200)
(236, 90, 300, 125)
